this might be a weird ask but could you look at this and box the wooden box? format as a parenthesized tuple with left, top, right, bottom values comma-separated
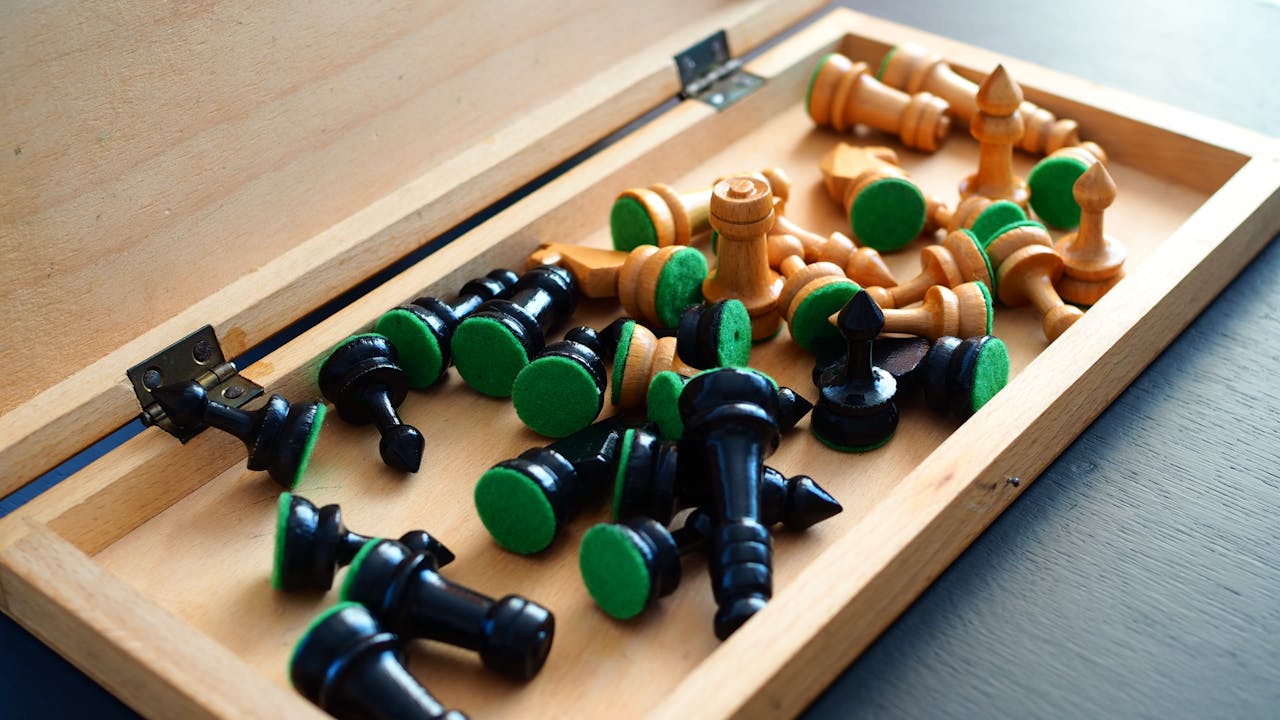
(3, 5, 1279, 718)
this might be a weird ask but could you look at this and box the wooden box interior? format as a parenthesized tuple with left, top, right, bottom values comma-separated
(3, 9, 1278, 719)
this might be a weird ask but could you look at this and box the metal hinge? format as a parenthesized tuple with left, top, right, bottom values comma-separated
(675, 30, 763, 111)
(126, 325, 263, 441)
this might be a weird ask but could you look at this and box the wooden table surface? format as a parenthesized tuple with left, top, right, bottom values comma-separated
(2, 1, 1277, 717)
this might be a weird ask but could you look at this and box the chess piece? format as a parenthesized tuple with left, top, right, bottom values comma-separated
(511, 320, 627, 438)
(450, 265, 577, 397)
(149, 380, 325, 490)
(878, 42, 1083, 155)
(1027, 142, 1110, 229)
(863, 229, 993, 309)
(807, 53, 951, 152)
(646, 369, 810, 441)
(959, 65, 1029, 210)
(610, 425, 833, 525)
(341, 539, 554, 680)
(814, 336, 932, 396)
(611, 313, 752, 409)
(678, 368, 781, 639)
(319, 334, 424, 473)
(525, 243, 706, 329)
(833, 282, 992, 341)
(1053, 163, 1126, 305)
(290, 602, 469, 720)
(772, 236, 862, 353)
(675, 300, 753, 370)
(610, 181, 712, 250)
(704, 176, 784, 341)
(812, 292, 899, 452)
(819, 143, 929, 252)
(473, 417, 628, 555)
(920, 335, 1010, 419)
(274, 492, 454, 593)
(374, 269, 520, 389)
(985, 221, 1084, 341)
(926, 196, 1028, 245)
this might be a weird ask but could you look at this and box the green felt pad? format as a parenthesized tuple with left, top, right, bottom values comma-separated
(875, 46, 899, 82)
(646, 371, 686, 441)
(579, 523, 652, 620)
(451, 317, 529, 398)
(850, 177, 926, 252)
(289, 601, 364, 676)
(976, 280, 994, 336)
(716, 299, 753, 367)
(290, 403, 326, 490)
(609, 321, 636, 406)
(790, 283, 860, 354)
(653, 247, 708, 329)
(806, 53, 836, 118)
(271, 492, 293, 591)
(374, 309, 444, 389)
(812, 430, 894, 454)
(339, 538, 381, 602)
(474, 466, 557, 555)
(512, 356, 602, 438)
(610, 196, 658, 252)
(1027, 155, 1089, 229)
(611, 428, 637, 521)
(961, 229, 997, 295)
(970, 201, 1027, 247)
(968, 337, 1010, 414)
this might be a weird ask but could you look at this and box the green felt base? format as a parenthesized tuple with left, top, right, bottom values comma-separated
(646, 371, 686, 440)
(975, 281, 995, 335)
(451, 317, 529, 398)
(374, 309, 444, 389)
(339, 539, 381, 602)
(812, 428, 894, 454)
(610, 196, 659, 252)
(512, 356, 602, 438)
(1028, 155, 1089, 229)
(790, 283, 859, 354)
(611, 428, 637, 521)
(806, 53, 837, 118)
(968, 337, 1010, 413)
(850, 177, 926, 252)
(970, 201, 1027, 247)
(271, 492, 293, 591)
(579, 523, 652, 620)
(653, 247, 708, 328)
(610, 321, 636, 406)
(474, 466, 557, 555)
(875, 45, 900, 82)
(289, 601, 363, 677)
(715, 299, 753, 366)
(291, 403, 326, 490)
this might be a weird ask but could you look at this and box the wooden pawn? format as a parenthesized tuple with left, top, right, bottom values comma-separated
(806, 53, 951, 152)
(705, 176, 783, 341)
(1054, 163, 1126, 305)
(986, 222, 1083, 342)
(770, 235, 861, 353)
(864, 230, 993, 309)
(959, 65, 1029, 210)
(611, 322, 698, 409)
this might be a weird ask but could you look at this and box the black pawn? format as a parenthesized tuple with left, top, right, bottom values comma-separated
(510, 318, 629, 438)
(319, 334, 424, 473)
(290, 602, 468, 720)
(675, 300, 750, 369)
(814, 335, 930, 396)
(811, 292, 899, 452)
(920, 335, 1009, 418)
(377, 269, 521, 389)
(342, 539, 555, 680)
(149, 380, 325, 490)
(678, 368, 781, 639)
(274, 492, 454, 592)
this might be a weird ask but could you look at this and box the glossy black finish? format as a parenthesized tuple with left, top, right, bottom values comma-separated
(278, 493, 454, 592)
(678, 368, 781, 639)
(651, 373, 812, 438)
(343, 539, 555, 680)
(149, 380, 323, 489)
(676, 301, 732, 369)
(811, 292, 899, 451)
(319, 335, 424, 473)
(392, 269, 520, 386)
(814, 336, 930, 396)
(518, 319, 629, 425)
(290, 603, 468, 720)
(920, 335, 1002, 419)
(465, 265, 578, 364)
(613, 426, 841, 529)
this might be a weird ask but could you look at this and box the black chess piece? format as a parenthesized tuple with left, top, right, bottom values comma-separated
(811, 292, 899, 452)
(813, 335, 930, 395)
(675, 299, 752, 369)
(920, 335, 1010, 418)
(319, 334, 424, 473)
(511, 318, 629, 438)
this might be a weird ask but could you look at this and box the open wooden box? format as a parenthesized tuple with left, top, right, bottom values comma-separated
(3, 4, 1280, 718)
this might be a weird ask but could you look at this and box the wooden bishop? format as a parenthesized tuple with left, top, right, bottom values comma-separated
(1054, 163, 1126, 305)
(959, 65, 1029, 211)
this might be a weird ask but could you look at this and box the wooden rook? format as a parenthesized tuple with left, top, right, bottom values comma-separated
(959, 65, 1029, 211)
(986, 221, 1084, 341)
(878, 42, 1084, 155)
(1027, 142, 1110, 229)
(610, 167, 783, 252)
(705, 176, 784, 341)
(526, 242, 706, 330)
(1054, 162, 1126, 305)
(806, 52, 951, 152)
(864, 229, 993, 309)
(819, 142, 930, 252)
(771, 235, 862, 353)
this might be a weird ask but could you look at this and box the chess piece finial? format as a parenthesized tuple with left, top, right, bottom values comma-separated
(959, 65, 1029, 210)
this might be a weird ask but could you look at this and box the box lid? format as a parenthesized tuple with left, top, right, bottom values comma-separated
(0, 0, 825, 494)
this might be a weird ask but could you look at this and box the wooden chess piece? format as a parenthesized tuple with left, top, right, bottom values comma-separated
(819, 142, 929, 252)
(526, 242, 706, 329)
(878, 42, 1084, 155)
(704, 176, 784, 341)
(863, 230, 993, 309)
(875, 282, 994, 340)
(959, 65, 1029, 211)
(1054, 162, 1126, 305)
(807, 53, 951, 152)
(926, 195, 1028, 244)
(771, 235, 862, 353)
(1027, 142, 1110, 229)
(611, 181, 711, 250)
(610, 311, 750, 409)
(986, 221, 1084, 342)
